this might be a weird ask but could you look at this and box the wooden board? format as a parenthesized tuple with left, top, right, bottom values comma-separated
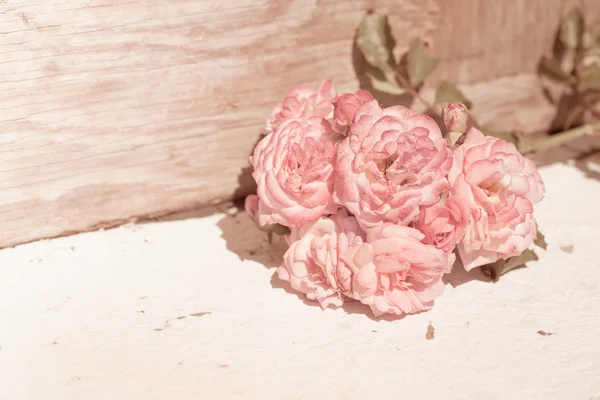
(0, 0, 598, 248)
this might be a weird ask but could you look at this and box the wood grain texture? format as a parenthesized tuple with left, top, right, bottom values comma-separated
(0, 0, 598, 248)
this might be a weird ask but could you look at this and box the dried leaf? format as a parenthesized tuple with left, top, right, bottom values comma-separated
(435, 82, 473, 109)
(366, 70, 406, 95)
(534, 230, 548, 250)
(356, 12, 397, 73)
(481, 249, 539, 282)
(538, 56, 572, 82)
(537, 330, 555, 336)
(425, 322, 435, 340)
(560, 245, 574, 254)
(577, 63, 600, 93)
(559, 9, 584, 50)
(190, 312, 211, 317)
(407, 38, 437, 87)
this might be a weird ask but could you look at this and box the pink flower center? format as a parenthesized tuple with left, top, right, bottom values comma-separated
(378, 269, 410, 291)
(284, 137, 330, 192)
(479, 179, 503, 197)
(366, 134, 436, 187)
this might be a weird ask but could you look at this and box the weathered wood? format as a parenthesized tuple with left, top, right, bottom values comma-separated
(0, 0, 598, 248)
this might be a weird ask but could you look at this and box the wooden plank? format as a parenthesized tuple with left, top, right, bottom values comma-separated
(0, 0, 598, 248)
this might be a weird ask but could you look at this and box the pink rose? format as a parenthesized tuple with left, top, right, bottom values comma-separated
(332, 90, 374, 135)
(277, 209, 366, 309)
(343, 224, 454, 317)
(263, 79, 336, 135)
(415, 195, 470, 254)
(333, 101, 452, 230)
(448, 128, 546, 271)
(244, 194, 259, 219)
(251, 118, 338, 227)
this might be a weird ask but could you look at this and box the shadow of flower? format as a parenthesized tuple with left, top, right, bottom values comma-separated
(216, 197, 492, 320)
(528, 135, 600, 181)
(270, 272, 407, 322)
(442, 257, 490, 287)
(216, 200, 410, 320)
(216, 200, 287, 269)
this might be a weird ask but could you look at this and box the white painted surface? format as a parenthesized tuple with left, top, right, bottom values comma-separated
(1, 163, 599, 400)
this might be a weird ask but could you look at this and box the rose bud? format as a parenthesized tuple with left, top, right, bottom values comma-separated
(331, 90, 374, 135)
(441, 102, 472, 147)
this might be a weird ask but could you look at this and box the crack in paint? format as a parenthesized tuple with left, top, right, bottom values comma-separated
(153, 312, 212, 331)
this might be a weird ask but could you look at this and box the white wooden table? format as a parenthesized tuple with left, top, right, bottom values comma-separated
(1, 163, 599, 399)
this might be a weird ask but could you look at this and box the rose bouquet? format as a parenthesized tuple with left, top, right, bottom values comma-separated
(245, 79, 545, 318)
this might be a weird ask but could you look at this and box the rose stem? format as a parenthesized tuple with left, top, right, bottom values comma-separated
(518, 122, 600, 154)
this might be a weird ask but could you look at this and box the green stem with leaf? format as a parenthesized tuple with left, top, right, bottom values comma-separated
(395, 71, 434, 110)
(518, 122, 600, 153)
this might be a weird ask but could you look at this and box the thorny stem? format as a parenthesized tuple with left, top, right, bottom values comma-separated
(518, 122, 600, 154)
(395, 72, 435, 110)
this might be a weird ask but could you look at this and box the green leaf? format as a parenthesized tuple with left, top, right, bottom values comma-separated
(435, 81, 473, 109)
(534, 230, 548, 250)
(367, 71, 406, 95)
(577, 63, 600, 93)
(538, 56, 572, 82)
(481, 249, 539, 282)
(356, 12, 397, 73)
(407, 38, 438, 87)
(559, 9, 584, 50)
